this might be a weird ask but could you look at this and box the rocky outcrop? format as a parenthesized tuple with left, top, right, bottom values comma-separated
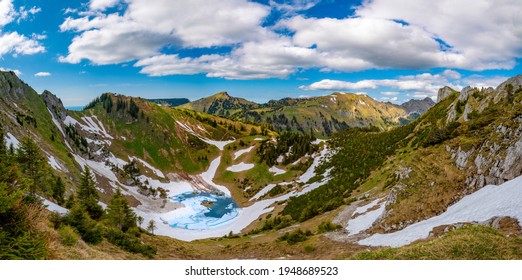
(437, 86, 454, 102)
(42, 90, 67, 120)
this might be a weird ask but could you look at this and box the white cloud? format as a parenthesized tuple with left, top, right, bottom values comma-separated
(0, 0, 16, 27)
(0, 67, 22, 76)
(18, 6, 41, 22)
(0, 32, 45, 57)
(34, 72, 51, 77)
(462, 75, 510, 89)
(382, 91, 400, 96)
(299, 79, 378, 91)
(284, 16, 450, 70)
(270, 0, 322, 15)
(301, 71, 464, 98)
(89, 0, 120, 11)
(60, 0, 270, 65)
(381, 96, 398, 102)
(356, 0, 522, 70)
(59, 0, 522, 79)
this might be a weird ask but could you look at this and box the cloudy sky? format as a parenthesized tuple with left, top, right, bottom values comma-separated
(1, 0, 521, 106)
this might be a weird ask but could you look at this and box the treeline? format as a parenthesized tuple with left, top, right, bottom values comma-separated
(84, 93, 143, 120)
(281, 124, 414, 222)
(257, 131, 317, 166)
(0, 129, 64, 259)
(0, 128, 156, 259)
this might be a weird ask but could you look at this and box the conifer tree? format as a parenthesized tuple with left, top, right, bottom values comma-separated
(105, 188, 137, 232)
(147, 219, 157, 234)
(78, 166, 103, 220)
(51, 176, 65, 205)
(16, 136, 47, 196)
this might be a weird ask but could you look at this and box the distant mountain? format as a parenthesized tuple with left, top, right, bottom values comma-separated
(179, 91, 258, 117)
(400, 97, 435, 115)
(180, 92, 432, 137)
(148, 98, 190, 107)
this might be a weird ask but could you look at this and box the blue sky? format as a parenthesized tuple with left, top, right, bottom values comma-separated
(1, 0, 521, 106)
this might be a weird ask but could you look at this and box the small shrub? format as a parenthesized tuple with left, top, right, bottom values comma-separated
(58, 225, 79, 246)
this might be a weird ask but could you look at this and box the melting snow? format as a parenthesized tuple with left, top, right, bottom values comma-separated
(346, 202, 386, 235)
(41, 197, 68, 215)
(129, 156, 165, 178)
(47, 156, 62, 171)
(233, 146, 255, 160)
(4, 132, 20, 149)
(176, 121, 234, 150)
(298, 147, 330, 183)
(359, 174, 522, 247)
(269, 166, 286, 175)
(226, 162, 254, 172)
(250, 182, 292, 201)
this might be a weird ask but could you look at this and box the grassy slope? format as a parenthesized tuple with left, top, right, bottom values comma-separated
(355, 225, 522, 260)
(181, 92, 411, 138)
(71, 94, 270, 174)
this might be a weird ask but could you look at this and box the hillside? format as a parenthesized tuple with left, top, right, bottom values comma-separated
(180, 91, 432, 137)
(2, 69, 522, 260)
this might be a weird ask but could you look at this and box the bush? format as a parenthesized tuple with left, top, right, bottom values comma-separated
(278, 229, 312, 245)
(104, 228, 156, 258)
(58, 225, 79, 246)
(317, 220, 341, 233)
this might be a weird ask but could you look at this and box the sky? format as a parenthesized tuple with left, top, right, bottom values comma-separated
(1, 0, 522, 106)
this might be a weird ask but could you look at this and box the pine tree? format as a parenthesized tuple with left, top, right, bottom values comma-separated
(78, 166, 103, 220)
(51, 176, 65, 205)
(105, 188, 137, 232)
(16, 136, 48, 196)
(147, 219, 157, 234)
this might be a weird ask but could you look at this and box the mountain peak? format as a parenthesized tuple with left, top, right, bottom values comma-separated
(212, 91, 231, 99)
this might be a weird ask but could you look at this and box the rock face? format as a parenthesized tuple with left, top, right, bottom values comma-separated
(400, 97, 435, 115)
(437, 86, 454, 102)
(42, 90, 67, 120)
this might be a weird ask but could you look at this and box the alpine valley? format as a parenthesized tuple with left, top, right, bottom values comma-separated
(2, 70, 522, 260)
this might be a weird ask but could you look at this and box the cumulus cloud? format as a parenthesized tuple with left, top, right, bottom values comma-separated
(0, 32, 45, 57)
(301, 70, 465, 100)
(34, 72, 51, 77)
(89, 0, 120, 11)
(59, 0, 522, 78)
(60, 0, 270, 65)
(0, 1, 44, 58)
(0, 0, 16, 27)
(270, 0, 322, 15)
(0, 67, 22, 76)
(356, 0, 522, 70)
(17, 6, 41, 23)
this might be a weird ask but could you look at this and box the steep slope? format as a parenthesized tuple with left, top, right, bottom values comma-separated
(308, 74, 522, 249)
(181, 91, 427, 138)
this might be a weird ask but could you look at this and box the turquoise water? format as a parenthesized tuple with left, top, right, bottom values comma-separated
(65, 106, 84, 111)
(168, 192, 240, 230)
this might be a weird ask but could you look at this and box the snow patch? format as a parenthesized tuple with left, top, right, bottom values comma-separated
(269, 166, 286, 175)
(233, 146, 255, 160)
(346, 201, 386, 235)
(359, 174, 522, 247)
(130, 156, 165, 178)
(47, 156, 62, 171)
(41, 197, 68, 215)
(226, 163, 255, 172)
(176, 121, 234, 150)
(4, 132, 20, 150)
(298, 147, 330, 183)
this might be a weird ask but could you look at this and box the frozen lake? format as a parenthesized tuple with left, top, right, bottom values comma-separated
(168, 192, 240, 230)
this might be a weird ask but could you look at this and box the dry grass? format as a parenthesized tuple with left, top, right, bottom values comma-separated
(354, 225, 522, 260)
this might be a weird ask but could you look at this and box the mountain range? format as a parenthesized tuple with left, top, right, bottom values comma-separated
(180, 91, 435, 137)
(1, 70, 522, 260)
